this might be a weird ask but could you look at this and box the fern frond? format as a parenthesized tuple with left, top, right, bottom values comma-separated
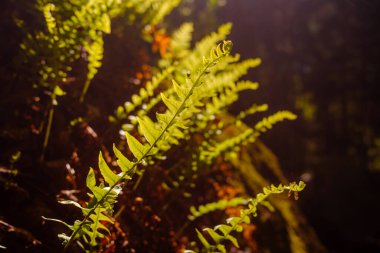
(200, 111, 297, 164)
(254, 110, 297, 133)
(206, 81, 259, 115)
(207, 54, 241, 74)
(52, 41, 234, 250)
(182, 23, 232, 72)
(201, 58, 261, 95)
(30, 0, 179, 102)
(190, 182, 306, 253)
(234, 80, 260, 92)
(113, 24, 246, 132)
(236, 103, 268, 122)
(112, 67, 175, 123)
(169, 22, 194, 59)
(126, 0, 181, 26)
(148, 0, 181, 26)
(140, 40, 238, 134)
(43, 4, 57, 34)
(188, 197, 249, 221)
(77, 0, 114, 101)
(81, 37, 105, 102)
(190, 81, 259, 133)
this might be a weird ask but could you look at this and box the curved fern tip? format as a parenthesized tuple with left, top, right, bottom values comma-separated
(190, 181, 306, 252)
(223, 40, 233, 53)
(297, 181, 306, 190)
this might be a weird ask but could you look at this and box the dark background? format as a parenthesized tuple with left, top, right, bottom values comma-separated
(211, 0, 380, 252)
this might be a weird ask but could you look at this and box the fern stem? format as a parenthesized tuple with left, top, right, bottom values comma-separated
(175, 220, 190, 240)
(63, 53, 223, 252)
(79, 79, 90, 103)
(40, 93, 56, 162)
(132, 169, 145, 191)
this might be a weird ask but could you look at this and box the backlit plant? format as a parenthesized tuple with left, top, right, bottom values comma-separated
(17, 1, 309, 252)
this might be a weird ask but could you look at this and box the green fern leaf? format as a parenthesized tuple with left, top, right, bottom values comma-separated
(58, 200, 90, 212)
(156, 112, 173, 127)
(98, 152, 120, 186)
(86, 168, 96, 189)
(137, 116, 161, 145)
(172, 79, 187, 100)
(226, 217, 240, 226)
(225, 235, 239, 248)
(161, 93, 182, 114)
(204, 228, 223, 243)
(169, 22, 193, 59)
(125, 132, 151, 160)
(217, 244, 227, 253)
(112, 144, 134, 174)
(215, 224, 233, 236)
(82, 207, 112, 247)
(113, 67, 174, 122)
(196, 229, 211, 249)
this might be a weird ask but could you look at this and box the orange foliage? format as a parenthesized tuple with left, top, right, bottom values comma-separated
(152, 30, 171, 57)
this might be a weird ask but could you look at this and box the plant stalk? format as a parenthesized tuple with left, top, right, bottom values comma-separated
(40, 92, 56, 162)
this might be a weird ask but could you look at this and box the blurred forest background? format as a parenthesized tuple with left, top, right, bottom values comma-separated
(0, 0, 380, 252)
(210, 0, 380, 252)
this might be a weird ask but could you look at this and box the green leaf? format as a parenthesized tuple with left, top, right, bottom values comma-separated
(54, 85, 66, 96)
(90, 186, 108, 201)
(263, 187, 271, 195)
(240, 215, 250, 224)
(83, 207, 112, 246)
(98, 152, 120, 186)
(132, 94, 142, 105)
(235, 224, 243, 232)
(172, 79, 187, 100)
(10, 151, 21, 163)
(261, 201, 275, 212)
(137, 116, 160, 145)
(113, 144, 134, 175)
(215, 224, 232, 236)
(204, 228, 223, 243)
(100, 13, 111, 33)
(226, 217, 240, 226)
(256, 193, 265, 202)
(86, 168, 96, 189)
(59, 200, 90, 211)
(125, 132, 150, 160)
(161, 93, 181, 114)
(216, 244, 227, 253)
(42, 216, 72, 229)
(226, 234, 239, 248)
(156, 112, 172, 126)
(189, 206, 198, 216)
(196, 229, 210, 249)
